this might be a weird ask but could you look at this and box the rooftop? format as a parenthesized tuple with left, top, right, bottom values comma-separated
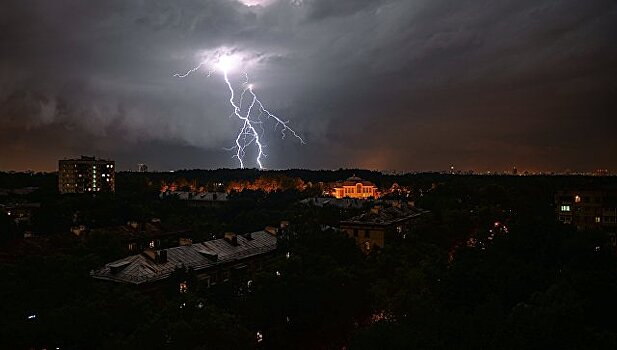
(160, 191, 228, 202)
(60, 155, 113, 162)
(331, 175, 376, 188)
(90, 230, 276, 285)
(341, 205, 427, 226)
(300, 197, 369, 209)
(89, 221, 189, 242)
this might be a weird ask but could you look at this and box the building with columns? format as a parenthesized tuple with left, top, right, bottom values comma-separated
(332, 176, 378, 199)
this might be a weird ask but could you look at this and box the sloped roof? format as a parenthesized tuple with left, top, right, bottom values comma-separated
(341, 205, 427, 226)
(91, 230, 276, 285)
(333, 176, 376, 187)
(89, 222, 189, 242)
(300, 197, 368, 209)
(160, 191, 228, 201)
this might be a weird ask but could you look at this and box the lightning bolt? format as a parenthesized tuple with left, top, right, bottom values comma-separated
(174, 57, 304, 169)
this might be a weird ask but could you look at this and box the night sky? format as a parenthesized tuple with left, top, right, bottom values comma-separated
(1, 0, 616, 172)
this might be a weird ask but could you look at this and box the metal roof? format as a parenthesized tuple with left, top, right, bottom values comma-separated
(341, 206, 427, 226)
(160, 191, 228, 201)
(300, 197, 368, 209)
(91, 230, 276, 285)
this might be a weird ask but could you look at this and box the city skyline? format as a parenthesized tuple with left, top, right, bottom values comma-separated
(1, 0, 616, 172)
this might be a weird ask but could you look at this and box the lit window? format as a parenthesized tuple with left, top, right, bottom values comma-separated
(560, 205, 571, 212)
(179, 281, 188, 293)
(575, 195, 581, 203)
(149, 241, 155, 249)
(595, 217, 601, 223)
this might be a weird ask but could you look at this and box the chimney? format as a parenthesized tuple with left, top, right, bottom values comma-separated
(143, 249, 157, 261)
(158, 249, 167, 263)
(265, 226, 278, 236)
(143, 249, 168, 263)
(127, 221, 139, 230)
(71, 225, 88, 237)
(195, 245, 218, 260)
(179, 237, 193, 246)
(224, 232, 238, 246)
(109, 260, 130, 274)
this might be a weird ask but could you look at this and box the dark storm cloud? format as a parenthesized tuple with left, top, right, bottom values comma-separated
(0, 0, 615, 171)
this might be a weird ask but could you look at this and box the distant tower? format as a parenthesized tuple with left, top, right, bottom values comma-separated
(512, 166, 518, 175)
(138, 163, 148, 172)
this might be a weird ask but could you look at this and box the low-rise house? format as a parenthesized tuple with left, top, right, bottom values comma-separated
(91, 230, 277, 290)
(300, 197, 369, 209)
(160, 191, 229, 207)
(0, 202, 40, 225)
(88, 221, 190, 255)
(340, 203, 427, 253)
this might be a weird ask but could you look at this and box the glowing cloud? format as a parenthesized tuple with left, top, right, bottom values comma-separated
(174, 49, 304, 169)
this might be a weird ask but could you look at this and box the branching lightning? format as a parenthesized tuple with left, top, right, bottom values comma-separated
(174, 54, 304, 169)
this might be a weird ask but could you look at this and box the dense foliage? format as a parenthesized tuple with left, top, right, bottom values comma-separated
(0, 170, 615, 349)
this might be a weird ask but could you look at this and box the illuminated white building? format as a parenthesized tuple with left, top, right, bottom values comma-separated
(332, 176, 378, 199)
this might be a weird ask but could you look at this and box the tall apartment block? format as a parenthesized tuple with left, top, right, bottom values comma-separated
(58, 156, 115, 194)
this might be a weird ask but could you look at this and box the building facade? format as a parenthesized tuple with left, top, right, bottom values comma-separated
(58, 156, 115, 194)
(555, 189, 617, 234)
(340, 204, 426, 253)
(332, 176, 378, 199)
